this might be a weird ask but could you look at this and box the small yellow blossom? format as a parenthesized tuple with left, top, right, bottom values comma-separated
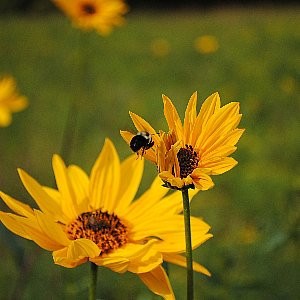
(121, 92, 244, 190)
(52, 0, 128, 35)
(194, 35, 219, 54)
(0, 76, 28, 127)
(0, 139, 212, 299)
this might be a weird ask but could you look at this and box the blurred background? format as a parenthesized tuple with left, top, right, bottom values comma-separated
(0, 1, 299, 299)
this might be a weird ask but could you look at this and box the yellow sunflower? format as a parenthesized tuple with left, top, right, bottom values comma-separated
(121, 92, 244, 190)
(52, 0, 128, 35)
(0, 75, 28, 127)
(0, 139, 212, 299)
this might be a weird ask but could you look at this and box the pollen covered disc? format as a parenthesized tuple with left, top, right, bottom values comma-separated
(65, 210, 128, 255)
(177, 145, 199, 178)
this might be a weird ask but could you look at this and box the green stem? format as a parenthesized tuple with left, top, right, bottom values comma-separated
(182, 188, 194, 300)
(60, 31, 89, 163)
(89, 262, 98, 300)
(59, 98, 78, 163)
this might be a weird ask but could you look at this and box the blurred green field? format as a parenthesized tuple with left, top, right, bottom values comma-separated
(0, 7, 299, 299)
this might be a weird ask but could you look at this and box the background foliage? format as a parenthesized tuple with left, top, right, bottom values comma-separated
(0, 7, 299, 299)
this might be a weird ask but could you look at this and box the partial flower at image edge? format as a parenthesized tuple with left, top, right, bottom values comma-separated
(0, 75, 28, 127)
(52, 0, 129, 36)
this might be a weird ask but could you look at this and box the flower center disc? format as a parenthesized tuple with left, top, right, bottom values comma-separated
(81, 3, 97, 15)
(66, 210, 128, 255)
(177, 145, 199, 178)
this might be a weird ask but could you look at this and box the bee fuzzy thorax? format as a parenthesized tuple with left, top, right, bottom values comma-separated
(130, 131, 154, 156)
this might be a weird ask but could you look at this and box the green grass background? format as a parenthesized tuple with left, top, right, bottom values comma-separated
(0, 7, 299, 299)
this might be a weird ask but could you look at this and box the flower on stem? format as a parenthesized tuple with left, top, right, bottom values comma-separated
(121, 92, 244, 190)
(0, 75, 28, 127)
(52, 0, 128, 35)
(0, 139, 212, 299)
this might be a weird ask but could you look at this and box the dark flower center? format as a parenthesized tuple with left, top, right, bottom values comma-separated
(81, 3, 97, 15)
(177, 145, 199, 178)
(65, 210, 128, 255)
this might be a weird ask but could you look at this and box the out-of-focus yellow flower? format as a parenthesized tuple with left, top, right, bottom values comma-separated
(0, 138, 212, 299)
(121, 92, 244, 190)
(0, 76, 28, 127)
(52, 0, 128, 35)
(194, 35, 219, 54)
(150, 38, 171, 57)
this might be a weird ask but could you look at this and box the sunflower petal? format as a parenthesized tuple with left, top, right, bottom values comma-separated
(0, 108, 11, 127)
(203, 145, 237, 160)
(155, 188, 199, 215)
(42, 187, 61, 206)
(129, 217, 187, 241)
(163, 253, 211, 276)
(91, 240, 162, 274)
(0, 191, 33, 217)
(130, 215, 211, 250)
(120, 130, 134, 145)
(126, 244, 162, 274)
(7, 95, 28, 112)
(91, 256, 129, 273)
(67, 165, 89, 214)
(159, 171, 185, 189)
(115, 154, 144, 215)
(18, 169, 64, 221)
(138, 266, 175, 300)
(52, 155, 78, 219)
(89, 138, 120, 213)
(67, 238, 100, 260)
(34, 210, 70, 246)
(129, 112, 157, 138)
(200, 157, 238, 175)
(53, 238, 99, 267)
(190, 169, 215, 190)
(191, 92, 220, 146)
(200, 115, 241, 152)
(123, 176, 168, 219)
(202, 128, 244, 157)
(184, 92, 197, 144)
(225, 128, 245, 146)
(0, 211, 31, 239)
(162, 94, 183, 141)
(1, 212, 63, 251)
(196, 102, 240, 150)
(53, 247, 88, 268)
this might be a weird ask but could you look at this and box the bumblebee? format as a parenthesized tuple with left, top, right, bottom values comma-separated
(130, 131, 154, 156)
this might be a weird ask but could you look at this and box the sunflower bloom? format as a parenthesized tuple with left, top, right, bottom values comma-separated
(52, 0, 128, 35)
(0, 76, 28, 127)
(0, 139, 212, 299)
(121, 92, 244, 190)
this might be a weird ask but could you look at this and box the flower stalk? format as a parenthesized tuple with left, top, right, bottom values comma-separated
(60, 31, 88, 163)
(89, 262, 98, 300)
(60, 98, 78, 162)
(182, 188, 194, 300)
